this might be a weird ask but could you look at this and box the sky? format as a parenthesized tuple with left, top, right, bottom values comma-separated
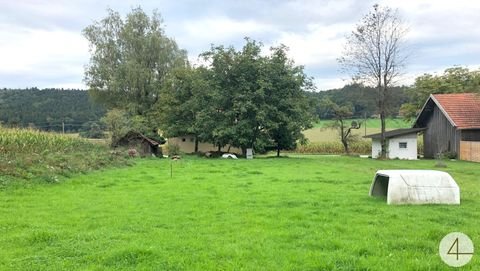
(1, 0, 479, 90)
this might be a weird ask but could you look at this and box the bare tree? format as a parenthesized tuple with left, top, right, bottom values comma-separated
(339, 4, 408, 158)
(323, 98, 362, 154)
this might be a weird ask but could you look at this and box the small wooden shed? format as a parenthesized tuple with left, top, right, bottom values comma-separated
(115, 131, 162, 157)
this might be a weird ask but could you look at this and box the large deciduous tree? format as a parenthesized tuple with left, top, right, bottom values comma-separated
(83, 7, 187, 124)
(199, 39, 314, 156)
(264, 45, 314, 156)
(157, 66, 211, 152)
(208, 40, 267, 154)
(159, 39, 314, 156)
(339, 4, 408, 158)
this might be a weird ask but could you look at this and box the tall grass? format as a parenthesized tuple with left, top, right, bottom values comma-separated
(0, 127, 129, 187)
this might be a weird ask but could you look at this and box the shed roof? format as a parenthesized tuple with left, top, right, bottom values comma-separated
(116, 131, 160, 146)
(364, 128, 425, 139)
(414, 93, 480, 129)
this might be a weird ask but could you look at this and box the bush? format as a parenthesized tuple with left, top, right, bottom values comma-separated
(79, 122, 105, 139)
(435, 151, 457, 160)
(166, 143, 181, 156)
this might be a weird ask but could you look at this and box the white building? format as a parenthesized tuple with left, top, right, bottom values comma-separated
(365, 128, 425, 159)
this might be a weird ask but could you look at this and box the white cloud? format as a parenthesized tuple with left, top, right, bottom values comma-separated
(269, 23, 352, 67)
(313, 77, 347, 90)
(0, 0, 479, 90)
(181, 16, 276, 44)
(0, 24, 88, 87)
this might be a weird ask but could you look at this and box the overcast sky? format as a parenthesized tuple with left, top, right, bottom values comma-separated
(1, 0, 479, 90)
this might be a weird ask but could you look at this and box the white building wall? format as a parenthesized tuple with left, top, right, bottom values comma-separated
(168, 135, 242, 154)
(371, 134, 418, 159)
(372, 139, 382, 158)
(388, 133, 418, 160)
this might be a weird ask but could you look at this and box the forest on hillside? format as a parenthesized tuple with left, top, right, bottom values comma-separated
(306, 84, 409, 119)
(0, 88, 105, 132)
(0, 85, 409, 132)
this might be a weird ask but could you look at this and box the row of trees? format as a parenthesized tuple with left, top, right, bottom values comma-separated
(84, 8, 314, 156)
(82, 6, 479, 157)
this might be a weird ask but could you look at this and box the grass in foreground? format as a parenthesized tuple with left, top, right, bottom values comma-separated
(0, 127, 129, 187)
(0, 156, 479, 270)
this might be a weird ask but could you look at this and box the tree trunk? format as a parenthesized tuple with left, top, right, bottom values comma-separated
(242, 147, 247, 157)
(277, 143, 281, 157)
(341, 138, 349, 155)
(217, 145, 221, 152)
(380, 110, 387, 159)
(194, 136, 199, 153)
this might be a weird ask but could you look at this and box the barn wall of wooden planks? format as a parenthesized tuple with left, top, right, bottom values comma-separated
(460, 141, 480, 162)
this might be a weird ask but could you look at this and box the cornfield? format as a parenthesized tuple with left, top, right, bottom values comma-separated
(295, 140, 424, 156)
(294, 140, 371, 155)
(0, 127, 91, 154)
(0, 127, 128, 185)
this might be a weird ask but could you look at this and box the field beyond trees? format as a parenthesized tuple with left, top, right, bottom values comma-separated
(303, 118, 411, 143)
(1, 156, 478, 270)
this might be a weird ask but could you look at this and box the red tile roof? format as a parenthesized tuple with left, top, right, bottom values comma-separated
(432, 93, 480, 129)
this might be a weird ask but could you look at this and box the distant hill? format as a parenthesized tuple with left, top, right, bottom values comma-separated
(306, 83, 409, 119)
(0, 85, 409, 132)
(0, 88, 105, 132)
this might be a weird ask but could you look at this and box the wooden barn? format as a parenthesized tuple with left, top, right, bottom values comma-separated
(413, 93, 480, 162)
(115, 131, 162, 157)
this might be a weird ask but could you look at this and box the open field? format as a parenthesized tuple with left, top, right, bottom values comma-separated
(1, 156, 478, 270)
(312, 118, 411, 129)
(305, 118, 411, 143)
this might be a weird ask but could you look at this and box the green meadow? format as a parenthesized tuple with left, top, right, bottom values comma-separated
(304, 118, 411, 143)
(1, 156, 478, 270)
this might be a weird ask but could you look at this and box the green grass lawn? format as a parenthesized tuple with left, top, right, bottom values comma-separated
(1, 156, 479, 270)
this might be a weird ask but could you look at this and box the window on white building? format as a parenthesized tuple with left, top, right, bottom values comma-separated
(399, 142, 407, 149)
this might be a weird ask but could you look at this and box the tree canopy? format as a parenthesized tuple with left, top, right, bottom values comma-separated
(400, 67, 480, 121)
(83, 7, 187, 117)
(159, 39, 314, 155)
